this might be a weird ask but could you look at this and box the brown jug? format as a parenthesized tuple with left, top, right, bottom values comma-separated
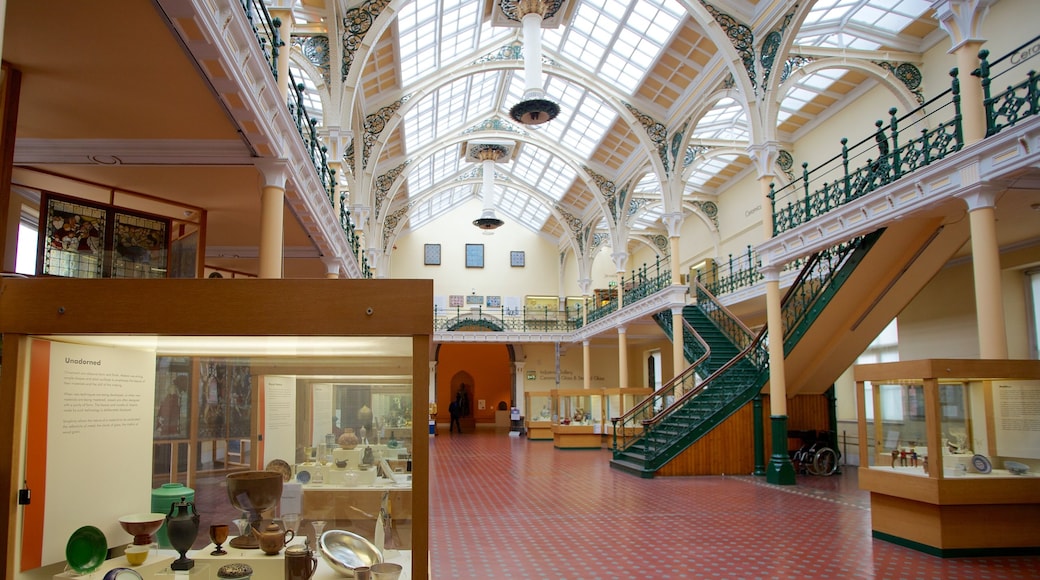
(253, 521, 294, 555)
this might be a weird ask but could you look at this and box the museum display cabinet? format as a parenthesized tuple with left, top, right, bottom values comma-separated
(855, 359, 1040, 556)
(551, 389, 604, 449)
(0, 278, 432, 579)
(525, 391, 554, 440)
(604, 388, 654, 436)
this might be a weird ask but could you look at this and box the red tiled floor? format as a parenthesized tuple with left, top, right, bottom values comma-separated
(429, 430, 1040, 579)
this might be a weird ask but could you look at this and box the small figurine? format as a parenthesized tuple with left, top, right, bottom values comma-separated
(899, 449, 909, 467)
(922, 456, 928, 474)
(891, 449, 899, 467)
(909, 449, 918, 467)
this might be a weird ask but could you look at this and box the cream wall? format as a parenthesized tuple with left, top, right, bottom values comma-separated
(392, 198, 561, 301)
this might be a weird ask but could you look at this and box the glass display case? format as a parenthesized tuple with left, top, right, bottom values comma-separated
(0, 278, 431, 578)
(604, 388, 654, 435)
(551, 389, 604, 449)
(854, 359, 1040, 556)
(524, 391, 554, 440)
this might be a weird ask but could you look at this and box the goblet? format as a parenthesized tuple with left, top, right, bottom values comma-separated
(310, 520, 326, 546)
(282, 513, 301, 537)
(226, 470, 284, 549)
(209, 523, 229, 555)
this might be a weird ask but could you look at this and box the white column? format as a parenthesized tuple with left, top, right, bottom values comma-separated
(961, 186, 1008, 358)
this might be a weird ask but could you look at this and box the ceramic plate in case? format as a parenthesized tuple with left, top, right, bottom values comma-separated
(296, 468, 311, 484)
(971, 454, 992, 474)
(104, 568, 144, 580)
(266, 458, 293, 482)
(66, 525, 108, 574)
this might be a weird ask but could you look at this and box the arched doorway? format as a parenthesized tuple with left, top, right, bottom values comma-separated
(435, 343, 514, 431)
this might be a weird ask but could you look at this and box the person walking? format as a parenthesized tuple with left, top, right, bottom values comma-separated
(448, 397, 462, 434)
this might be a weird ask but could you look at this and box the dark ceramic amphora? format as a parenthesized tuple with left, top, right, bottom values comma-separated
(166, 496, 200, 570)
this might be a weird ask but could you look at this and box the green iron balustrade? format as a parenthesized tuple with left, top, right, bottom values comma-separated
(975, 34, 1040, 137)
(619, 256, 672, 303)
(434, 305, 582, 333)
(337, 194, 368, 278)
(241, 1, 281, 76)
(287, 71, 336, 206)
(770, 69, 964, 235)
(239, 2, 369, 275)
(585, 294, 619, 324)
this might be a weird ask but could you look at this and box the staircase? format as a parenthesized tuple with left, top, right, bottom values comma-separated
(610, 231, 884, 477)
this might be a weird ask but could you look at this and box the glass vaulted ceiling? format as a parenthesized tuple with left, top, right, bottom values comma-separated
(398, 0, 684, 233)
(282, 0, 939, 237)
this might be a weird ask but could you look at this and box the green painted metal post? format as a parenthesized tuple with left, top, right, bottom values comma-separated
(766, 415, 796, 485)
(753, 396, 766, 476)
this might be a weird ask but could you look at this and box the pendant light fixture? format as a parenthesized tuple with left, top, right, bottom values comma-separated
(503, 0, 563, 126)
(464, 141, 517, 231)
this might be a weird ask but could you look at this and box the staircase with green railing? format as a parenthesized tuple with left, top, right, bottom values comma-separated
(610, 231, 882, 477)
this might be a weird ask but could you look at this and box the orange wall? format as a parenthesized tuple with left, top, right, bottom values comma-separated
(436, 343, 512, 423)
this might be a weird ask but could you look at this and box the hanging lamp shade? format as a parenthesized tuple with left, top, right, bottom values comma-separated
(470, 144, 508, 231)
(508, 0, 560, 126)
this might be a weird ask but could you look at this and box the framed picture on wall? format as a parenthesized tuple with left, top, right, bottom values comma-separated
(510, 251, 525, 267)
(424, 243, 441, 265)
(465, 243, 484, 268)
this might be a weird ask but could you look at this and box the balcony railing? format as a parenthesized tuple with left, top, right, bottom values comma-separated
(770, 69, 964, 235)
(434, 305, 582, 333)
(976, 34, 1040, 137)
(586, 256, 672, 325)
(241, 1, 366, 275)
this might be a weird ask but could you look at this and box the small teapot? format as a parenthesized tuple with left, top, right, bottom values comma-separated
(253, 521, 294, 555)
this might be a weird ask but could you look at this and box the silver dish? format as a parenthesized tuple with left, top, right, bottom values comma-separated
(318, 530, 383, 577)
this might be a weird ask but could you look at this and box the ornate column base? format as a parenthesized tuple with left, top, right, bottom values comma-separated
(766, 415, 796, 485)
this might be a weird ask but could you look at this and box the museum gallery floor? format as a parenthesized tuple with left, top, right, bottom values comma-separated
(427, 432, 1040, 579)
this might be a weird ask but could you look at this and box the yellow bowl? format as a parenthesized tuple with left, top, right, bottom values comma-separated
(124, 545, 149, 566)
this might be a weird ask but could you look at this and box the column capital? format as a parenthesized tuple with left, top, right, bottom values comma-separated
(617, 325, 627, 335)
(350, 205, 370, 232)
(958, 183, 1005, 211)
(671, 305, 684, 315)
(321, 258, 341, 278)
(577, 277, 592, 295)
(611, 251, 628, 272)
(513, 361, 525, 371)
(660, 212, 684, 237)
(255, 158, 289, 189)
(933, 0, 995, 52)
(761, 264, 782, 282)
(746, 141, 781, 179)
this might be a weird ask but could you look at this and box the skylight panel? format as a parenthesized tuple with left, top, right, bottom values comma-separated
(397, 0, 483, 86)
(687, 154, 738, 189)
(408, 148, 460, 195)
(798, 0, 932, 49)
(403, 72, 499, 155)
(545, 0, 681, 96)
(634, 172, 660, 194)
(692, 98, 747, 141)
(497, 185, 551, 230)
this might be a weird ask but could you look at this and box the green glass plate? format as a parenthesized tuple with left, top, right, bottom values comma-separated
(66, 525, 108, 574)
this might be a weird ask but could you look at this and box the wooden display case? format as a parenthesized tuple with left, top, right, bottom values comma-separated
(854, 359, 1040, 556)
(604, 387, 653, 435)
(525, 391, 553, 440)
(551, 389, 604, 449)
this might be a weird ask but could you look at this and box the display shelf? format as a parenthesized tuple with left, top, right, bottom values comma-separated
(854, 359, 1040, 556)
